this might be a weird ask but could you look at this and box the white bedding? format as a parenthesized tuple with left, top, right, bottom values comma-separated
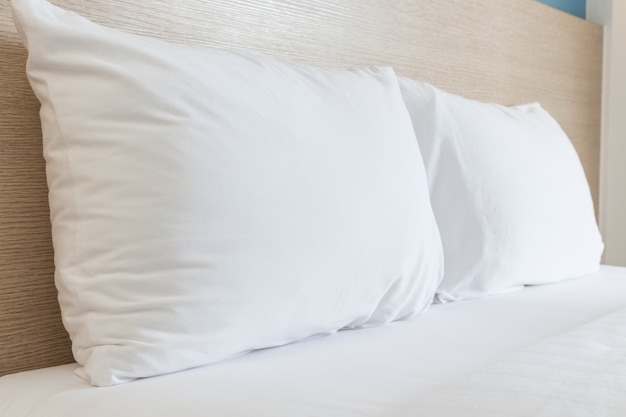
(404, 305, 626, 417)
(2, 265, 626, 417)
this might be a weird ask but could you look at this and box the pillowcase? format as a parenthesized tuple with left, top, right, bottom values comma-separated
(399, 79, 603, 303)
(12, 0, 444, 386)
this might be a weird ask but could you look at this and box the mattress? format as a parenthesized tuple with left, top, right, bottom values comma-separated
(2, 265, 626, 417)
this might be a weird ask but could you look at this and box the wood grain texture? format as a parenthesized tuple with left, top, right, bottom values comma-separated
(0, 0, 602, 375)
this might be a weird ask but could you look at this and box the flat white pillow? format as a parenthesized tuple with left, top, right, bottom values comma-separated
(399, 79, 603, 302)
(12, 0, 443, 386)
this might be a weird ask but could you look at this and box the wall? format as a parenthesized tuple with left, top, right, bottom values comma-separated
(538, 0, 586, 18)
(588, 0, 626, 266)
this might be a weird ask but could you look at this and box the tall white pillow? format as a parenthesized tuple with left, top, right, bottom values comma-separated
(12, 0, 443, 386)
(400, 79, 603, 302)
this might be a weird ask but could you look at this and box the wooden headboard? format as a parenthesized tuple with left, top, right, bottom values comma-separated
(0, 0, 602, 376)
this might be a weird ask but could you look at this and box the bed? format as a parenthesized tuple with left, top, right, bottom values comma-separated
(1, 0, 620, 416)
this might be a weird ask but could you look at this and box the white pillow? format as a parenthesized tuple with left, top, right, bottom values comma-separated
(12, 0, 443, 386)
(399, 79, 603, 303)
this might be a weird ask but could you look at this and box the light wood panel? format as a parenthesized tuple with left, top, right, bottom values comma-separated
(0, 0, 602, 375)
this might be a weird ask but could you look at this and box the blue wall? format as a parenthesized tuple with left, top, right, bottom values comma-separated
(537, 0, 586, 19)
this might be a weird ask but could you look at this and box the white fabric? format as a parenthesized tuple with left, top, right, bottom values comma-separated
(2, 265, 626, 417)
(399, 79, 604, 302)
(11, 0, 443, 386)
(402, 306, 626, 417)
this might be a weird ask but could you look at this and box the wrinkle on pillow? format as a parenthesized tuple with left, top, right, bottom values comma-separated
(399, 79, 603, 303)
(11, 0, 443, 386)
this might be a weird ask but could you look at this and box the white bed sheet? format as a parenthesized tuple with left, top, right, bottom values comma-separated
(400, 304, 626, 417)
(2, 265, 626, 417)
